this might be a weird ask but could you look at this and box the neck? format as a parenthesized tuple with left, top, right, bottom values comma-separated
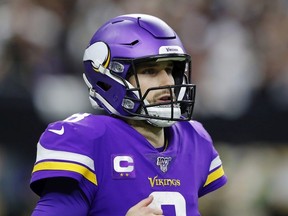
(127, 119, 165, 148)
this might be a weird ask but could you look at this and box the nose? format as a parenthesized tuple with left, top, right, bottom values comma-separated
(159, 69, 174, 86)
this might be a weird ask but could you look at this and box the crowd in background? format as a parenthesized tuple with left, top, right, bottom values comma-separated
(0, 0, 287, 215)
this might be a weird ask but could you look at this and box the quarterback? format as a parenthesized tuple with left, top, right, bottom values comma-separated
(30, 14, 227, 216)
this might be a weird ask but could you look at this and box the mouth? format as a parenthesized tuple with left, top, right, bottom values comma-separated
(159, 95, 171, 101)
(155, 94, 177, 105)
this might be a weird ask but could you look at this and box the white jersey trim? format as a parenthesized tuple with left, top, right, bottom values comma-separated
(209, 156, 222, 171)
(36, 142, 95, 171)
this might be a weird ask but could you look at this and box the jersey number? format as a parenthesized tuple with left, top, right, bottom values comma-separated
(149, 191, 186, 215)
(63, 113, 90, 123)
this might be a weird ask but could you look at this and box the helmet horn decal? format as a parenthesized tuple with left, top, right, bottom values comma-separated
(83, 42, 111, 73)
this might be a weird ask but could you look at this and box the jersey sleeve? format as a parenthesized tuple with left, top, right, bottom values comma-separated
(31, 178, 89, 216)
(30, 113, 99, 201)
(189, 120, 227, 197)
(198, 153, 227, 197)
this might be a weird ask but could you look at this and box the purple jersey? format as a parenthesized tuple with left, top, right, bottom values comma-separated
(31, 113, 227, 216)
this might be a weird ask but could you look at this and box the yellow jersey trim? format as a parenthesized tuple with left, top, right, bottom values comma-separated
(204, 165, 224, 187)
(32, 161, 97, 185)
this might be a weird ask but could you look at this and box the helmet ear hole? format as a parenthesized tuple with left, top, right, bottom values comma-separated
(97, 81, 111, 91)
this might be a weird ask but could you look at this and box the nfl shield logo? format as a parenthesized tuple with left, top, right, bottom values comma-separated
(156, 156, 172, 173)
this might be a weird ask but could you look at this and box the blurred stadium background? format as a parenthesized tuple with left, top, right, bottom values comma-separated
(0, 0, 288, 215)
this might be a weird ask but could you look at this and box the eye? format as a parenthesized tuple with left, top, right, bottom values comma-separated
(140, 68, 158, 75)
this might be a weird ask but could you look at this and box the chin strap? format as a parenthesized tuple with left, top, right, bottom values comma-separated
(144, 106, 181, 127)
(146, 118, 176, 127)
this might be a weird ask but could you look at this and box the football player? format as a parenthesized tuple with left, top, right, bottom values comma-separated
(30, 14, 227, 216)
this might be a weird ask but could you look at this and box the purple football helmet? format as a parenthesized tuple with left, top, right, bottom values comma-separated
(83, 14, 196, 127)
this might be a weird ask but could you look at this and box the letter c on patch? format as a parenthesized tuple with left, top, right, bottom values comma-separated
(113, 156, 134, 173)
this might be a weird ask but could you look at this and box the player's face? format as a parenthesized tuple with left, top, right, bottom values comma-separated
(128, 60, 176, 105)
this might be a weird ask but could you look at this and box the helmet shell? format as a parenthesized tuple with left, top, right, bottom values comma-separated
(91, 14, 185, 58)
